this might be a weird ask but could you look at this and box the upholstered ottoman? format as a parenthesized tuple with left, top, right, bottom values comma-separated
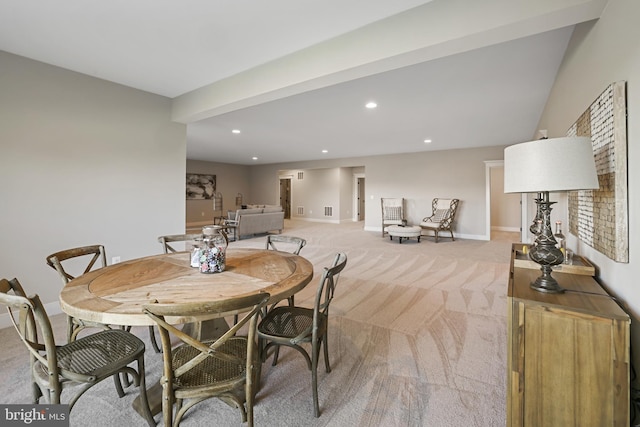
(384, 225, 421, 243)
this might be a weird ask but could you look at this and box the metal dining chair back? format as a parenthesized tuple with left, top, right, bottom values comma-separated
(144, 292, 270, 427)
(257, 252, 347, 417)
(0, 277, 155, 426)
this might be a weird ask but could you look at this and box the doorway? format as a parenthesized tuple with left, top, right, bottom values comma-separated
(485, 160, 521, 241)
(357, 177, 365, 221)
(279, 178, 291, 219)
(353, 173, 365, 222)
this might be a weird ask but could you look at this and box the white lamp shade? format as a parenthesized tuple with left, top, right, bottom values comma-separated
(504, 136, 599, 193)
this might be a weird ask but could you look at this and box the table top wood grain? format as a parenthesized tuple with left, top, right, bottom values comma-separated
(60, 248, 314, 326)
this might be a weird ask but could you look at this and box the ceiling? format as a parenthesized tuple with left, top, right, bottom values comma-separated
(0, 1, 602, 165)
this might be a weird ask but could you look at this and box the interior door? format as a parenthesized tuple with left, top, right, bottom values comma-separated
(357, 177, 365, 221)
(279, 178, 291, 219)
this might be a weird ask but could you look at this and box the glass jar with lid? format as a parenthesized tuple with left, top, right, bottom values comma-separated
(199, 225, 228, 273)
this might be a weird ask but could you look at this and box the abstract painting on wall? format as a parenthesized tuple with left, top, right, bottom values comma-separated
(567, 81, 628, 262)
(186, 173, 216, 200)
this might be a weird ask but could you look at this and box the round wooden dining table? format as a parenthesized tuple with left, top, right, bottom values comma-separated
(59, 248, 314, 327)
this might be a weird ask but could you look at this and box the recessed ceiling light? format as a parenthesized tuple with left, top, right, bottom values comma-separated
(232, 129, 241, 134)
(424, 139, 432, 144)
(365, 102, 377, 109)
(322, 149, 328, 153)
(252, 156, 258, 160)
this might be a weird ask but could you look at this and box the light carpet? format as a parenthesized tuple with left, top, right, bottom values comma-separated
(0, 220, 517, 426)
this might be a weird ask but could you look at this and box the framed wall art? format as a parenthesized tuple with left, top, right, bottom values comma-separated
(186, 173, 216, 200)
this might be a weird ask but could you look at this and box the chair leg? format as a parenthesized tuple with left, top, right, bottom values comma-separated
(272, 345, 281, 366)
(66, 316, 74, 343)
(256, 338, 264, 391)
(148, 326, 162, 353)
(434, 230, 439, 243)
(246, 366, 255, 427)
(450, 230, 455, 241)
(137, 356, 156, 427)
(162, 383, 175, 427)
(323, 333, 331, 373)
(312, 343, 320, 417)
(31, 381, 42, 404)
(113, 373, 126, 398)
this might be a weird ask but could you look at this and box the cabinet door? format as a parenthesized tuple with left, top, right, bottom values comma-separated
(510, 300, 629, 427)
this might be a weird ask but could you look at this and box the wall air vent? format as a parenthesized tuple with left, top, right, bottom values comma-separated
(324, 206, 333, 217)
(297, 206, 304, 215)
(297, 172, 304, 180)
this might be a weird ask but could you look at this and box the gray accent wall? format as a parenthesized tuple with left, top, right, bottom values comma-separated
(0, 51, 186, 311)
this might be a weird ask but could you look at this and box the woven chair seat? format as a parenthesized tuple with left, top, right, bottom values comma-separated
(33, 330, 145, 384)
(172, 337, 248, 389)
(259, 306, 326, 343)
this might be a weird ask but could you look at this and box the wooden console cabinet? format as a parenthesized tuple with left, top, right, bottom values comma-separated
(507, 245, 629, 426)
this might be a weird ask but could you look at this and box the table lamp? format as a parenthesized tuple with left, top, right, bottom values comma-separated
(504, 136, 599, 293)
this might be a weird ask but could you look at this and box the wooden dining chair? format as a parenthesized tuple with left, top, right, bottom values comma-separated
(157, 233, 203, 254)
(45, 245, 110, 342)
(265, 234, 307, 255)
(144, 292, 270, 427)
(0, 277, 155, 426)
(265, 234, 307, 307)
(46, 244, 162, 353)
(257, 252, 347, 417)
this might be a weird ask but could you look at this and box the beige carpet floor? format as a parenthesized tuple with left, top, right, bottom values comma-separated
(0, 220, 517, 426)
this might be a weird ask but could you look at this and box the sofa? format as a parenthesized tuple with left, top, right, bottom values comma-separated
(231, 205, 284, 240)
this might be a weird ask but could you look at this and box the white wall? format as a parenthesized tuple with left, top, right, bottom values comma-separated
(283, 167, 341, 222)
(339, 167, 354, 222)
(0, 52, 186, 316)
(536, 0, 640, 364)
(247, 145, 507, 239)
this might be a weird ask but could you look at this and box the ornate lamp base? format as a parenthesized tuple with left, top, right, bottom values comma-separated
(530, 265, 563, 293)
(528, 192, 565, 294)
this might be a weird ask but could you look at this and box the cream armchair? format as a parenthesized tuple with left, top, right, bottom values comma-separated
(420, 198, 460, 243)
(381, 198, 405, 237)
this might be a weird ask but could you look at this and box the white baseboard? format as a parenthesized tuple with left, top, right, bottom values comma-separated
(292, 217, 341, 224)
